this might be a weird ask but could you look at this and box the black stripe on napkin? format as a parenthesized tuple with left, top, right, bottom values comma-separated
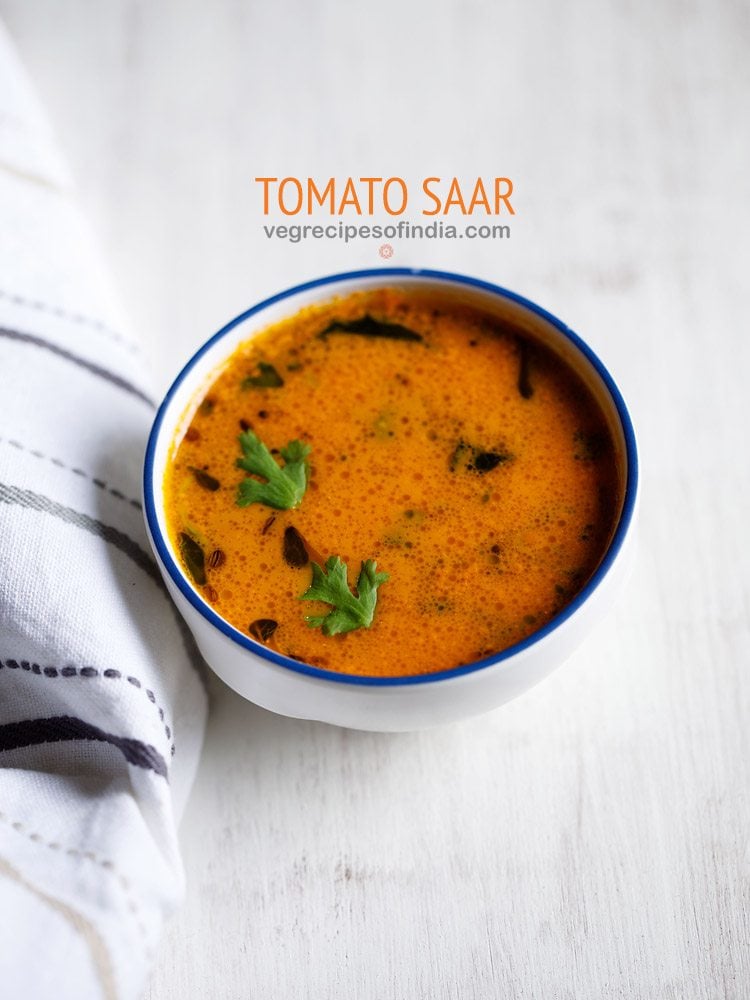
(0, 324, 155, 407)
(0, 287, 142, 356)
(0, 715, 168, 778)
(0, 481, 210, 688)
(0, 480, 160, 584)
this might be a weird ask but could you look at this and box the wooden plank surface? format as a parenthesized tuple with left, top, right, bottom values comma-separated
(1, 0, 748, 996)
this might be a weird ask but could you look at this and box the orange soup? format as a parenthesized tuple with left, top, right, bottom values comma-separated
(164, 288, 622, 676)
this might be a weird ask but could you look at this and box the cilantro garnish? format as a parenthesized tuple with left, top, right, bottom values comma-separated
(301, 556, 389, 635)
(235, 431, 310, 510)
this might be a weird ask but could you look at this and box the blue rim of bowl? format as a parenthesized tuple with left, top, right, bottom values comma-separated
(144, 267, 639, 687)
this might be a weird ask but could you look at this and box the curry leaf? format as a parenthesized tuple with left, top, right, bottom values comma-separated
(241, 362, 284, 389)
(318, 315, 423, 342)
(179, 532, 206, 585)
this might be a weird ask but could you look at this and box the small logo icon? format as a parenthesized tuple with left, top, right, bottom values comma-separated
(379, 243, 394, 259)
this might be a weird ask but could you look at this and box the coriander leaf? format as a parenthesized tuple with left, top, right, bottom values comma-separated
(235, 430, 310, 509)
(301, 556, 389, 636)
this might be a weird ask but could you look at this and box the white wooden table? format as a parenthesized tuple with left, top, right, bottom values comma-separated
(3, 1, 748, 996)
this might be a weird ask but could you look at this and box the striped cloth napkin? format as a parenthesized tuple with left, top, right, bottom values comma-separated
(0, 21, 207, 1000)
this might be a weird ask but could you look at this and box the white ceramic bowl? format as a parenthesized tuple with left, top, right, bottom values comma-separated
(143, 268, 639, 732)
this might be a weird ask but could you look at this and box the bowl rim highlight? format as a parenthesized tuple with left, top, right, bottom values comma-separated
(143, 267, 639, 688)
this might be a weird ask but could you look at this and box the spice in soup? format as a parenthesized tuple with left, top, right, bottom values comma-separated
(163, 287, 622, 676)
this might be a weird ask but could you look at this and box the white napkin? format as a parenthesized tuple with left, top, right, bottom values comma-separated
(0, 22, 207, 1000)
